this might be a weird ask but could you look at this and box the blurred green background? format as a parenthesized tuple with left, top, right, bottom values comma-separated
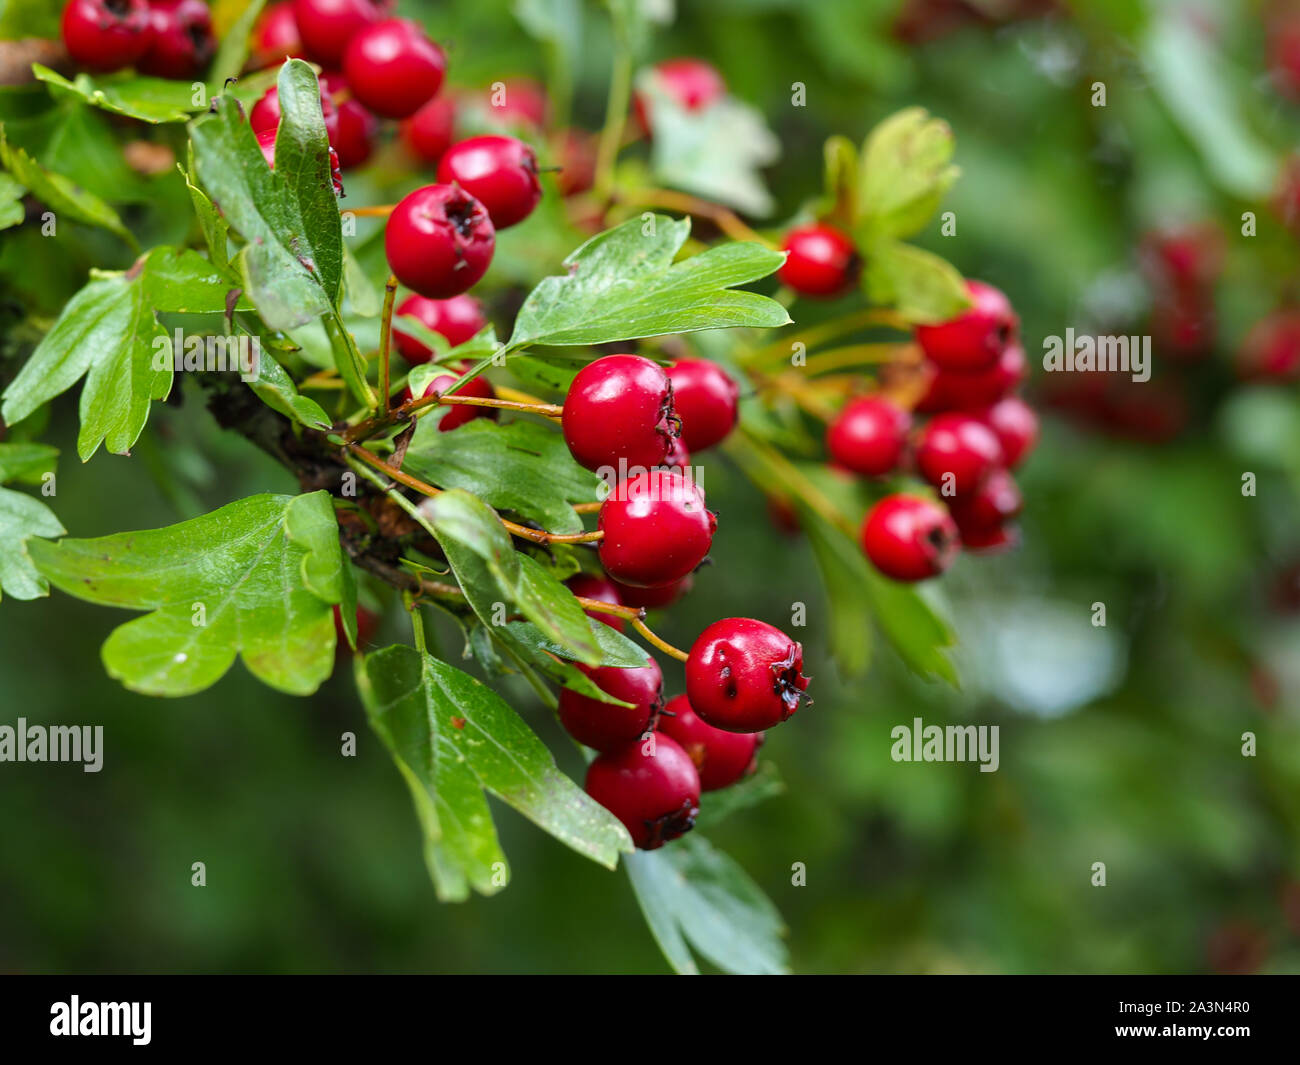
(4, 0, 1300, 974)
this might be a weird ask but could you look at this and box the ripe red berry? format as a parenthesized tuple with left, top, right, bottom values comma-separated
(826, 395, 910, 477)
(915, 412, 1003, 496)
(559, 658, 663, 752)
(484, 78, 548, 129)
(566, 574, 625, 632)
(406, 371, 497, 432)
(861, 493, 959, 582)
(555, 129, 597, 197)
(665, 359, 739, 452)
(598, 470, 715, 588)
(402, 95, 456, 166)
(979, 396, 1038, 469)
(61, 0, 154, 72)
(915, 341, 1027, 413)
(1237, 310, 1300, 382)
(333, 603, 379, 653)
(608, 573, 692, 609)
(659, 434, 690, 471)
(256, 126, 343, 194)
(319, 72, 377, 169)
(658, 694, 762, 791)
(685, 618, 809, 733)
(584, 734, 700, 850)
(250, 84, 341, 147)
(437, 135, 542, 230)
(137, 0, 214, 79)
(947, 468, 1022, 540)
(385, 184, 495, 299)
(392, 294, 486, 365)
(634, 58, 725, 133)
(915, 280, 1018, 372)
(253, 2, 304, 67)
(343, 18, 445, 119)
(777, 224, 858, 298)
(562, 354, 679, 473)
(293, 0, 388, 67)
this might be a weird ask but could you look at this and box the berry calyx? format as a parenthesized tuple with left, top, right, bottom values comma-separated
(437, 135, 542, 229)
(685, 618, 809, 733)
(393, 294, 487, 365)
(979, 396, 1038, 469)
(402, 95, 456, 166)
(584, 734, 700, 850)
(250, 84, 341, 148)
(598, 470, 715, 588)
(293, 0, 389, 67)
(61, 0, 154, 73)
(558, 658, 664, 752)
(566, 574, 625, 632)
(861, 493, 959, 582)
(915, 412, 1003, 496)
(658, 694, 763, 791)
(343, 18, 446, 119)
(915, 279, 1018, 371)
(252, 2, 304, 68)
(915, 341, 1027, 413)
(138, 0, 214, 80)
(826, 395, 910, 477)
(562, 354, 679, 473)
(666, 359, 739, 452)
(385, 184, 495, 299)
(777, 224, 858, 299)
(406, 372, 497, 432)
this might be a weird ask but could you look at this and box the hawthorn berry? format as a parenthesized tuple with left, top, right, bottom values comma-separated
(584, 734, 700, 850)
(558, 658, 664, 752)
(555, 129, 597, 197)
(598, 470, 715, 588)
(915, 412, 1003, 496)
(685, 618, 809, 733)
(402, 95, 456, 166)
(915, 341, 1027, 413)
(256, 126, 343, 194)
(319, 72, 377, 169)
(826, 395, 910, 477)
(861, 493, 959, 582)
(566, 574, 625, 633)
(385, 184, 495, 299)
(293, 0, 389, 67)
(777, 224, 858, 299)
(437, 135, 542, 230)
(666, 359, 739, 452)
(137, 0, 214, 80)
(608, 573, 692, 609)
(658, 694, 763, 791)
(1236, 311, 1300, 382)
(485, 78, 548, 129)
(250, 84, 341, 147)
(562, 354, 679, 473)
(660, 434, 691, 471)
(979, 396, 1038, 469)
(343, 18, 446, 120)
(61, 0, 154, 72)
(915, 280, 1018, 371)
(406, 372, 497, 432)
(947, 468, 1022, 543)
(252, 2, 304, 67)
(634, 58, 725, 133)
(333, 603, 379, 654)
(393, 294, 487, 365)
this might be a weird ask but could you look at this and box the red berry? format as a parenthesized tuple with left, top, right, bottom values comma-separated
(250, 84, 341, 147)
(915, 412, 1003, 496)
(915, 280, 1018, 372)
(685, 618, 809, 733)
(1237, 310, 1300, 382)
(320, 72, 377, 169)
(485, 78, 548, 129)
(598, 470, 715, 588)
(393, 294, 486, 364)
(407, 372, 497, 432)
(333, 603, 379, 653)
(777, 224, 858, 298)
(584, 734, 700, 849)
(256, 126, 343, 194)
(634, 58, 725, 133)
(957, 522, 1018, 552)
(608, 573, 692, 609)
(658, 694, 762, 791)
(559, 658, 663, 752)
(253, 2, 304, 67)
(402, 95, 456, 165)
(566, 574, 625, 633)
(293, 0, 388, 67)
(861, 493, 959, 582)
(659, 434, 690, 470)
(826, 395, 910, 477)
(947, 468, 1022, 538)
(979, 396, 1038, 469)
(343, 18, 445, 119)
(665, 359, 739, 452)
(555, 129, 597, 197)
(915, 342, 1027, 413)
(385, 184, 495, 299)
(1139, 223, 1224, 291)
(61, 0, 153, 72)
(437, 135, 542, 229)
(562, 354, 679, 473)
(138, 0, 214, 80)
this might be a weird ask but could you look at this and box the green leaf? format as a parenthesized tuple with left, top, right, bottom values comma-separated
(821, 133, 859, 227)
(358, 645, 633, 901)
(862, 562, 958, 686)
(182, 143, 234, 272)
(863, 239, 969, 324)
(0, 0, 60, 36)
(856, 107, 960, 240)
(28, 492, 347, 696)
(0, 171, 24, 230)
(506, 352, 590, 396)
(0, 441, 57, 485)
(143, 246, 248, 313)
(801, 508, 875, 677)
(32, 65, 200, 124)
(507, 214, 790, 350)
(626, 833, 789, 975)
(208, 0, 269, 89)
(693, 761, 785, 830)
(507, 612, 650, 670)
(246, 347, 333, 430)
(497, 622, 636, 705)
(0, 485, 65, 602)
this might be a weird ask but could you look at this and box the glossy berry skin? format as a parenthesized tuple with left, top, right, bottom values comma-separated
(947, 468, 1022, 540)
(408, 372, 497, 432)
(585, 734, 700, 850)
(915, 412, 1003, 496)
(609, 573, 692, 609)
(393, 294, 486, 364)
(686, 618, 809, 733)
(562, 355, 678, 473)
(250, 84, 341, 147)
(916, 342, 1027, 413)
(826, 396, 910, 477)
(598, 470, 715, 588)
(979, 396, 1038, 469)
(437, 135, 542, 229)
(293, 0, 389, 67)
(634, 58, 725, 133)
(666, 359, 739, 452)
(559, 658, 664, 752)
(915, 280, 1018, 372)
(659, 694, 762, 791)
(343, 18, 445, 120)
(253, 2, 304, 67)
(861, 493, 959, 582)
(402, 95, 456, 165)
(566, 574, 625, 633)
(138, 0, 214, 80)
(778, 224, 858, 298)
(319, 72, 376, 169)
(61, 0, 153, 72)
(385, 184, 495, 299)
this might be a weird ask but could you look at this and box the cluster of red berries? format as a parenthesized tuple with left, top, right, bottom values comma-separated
(61, 0, 214, 79)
